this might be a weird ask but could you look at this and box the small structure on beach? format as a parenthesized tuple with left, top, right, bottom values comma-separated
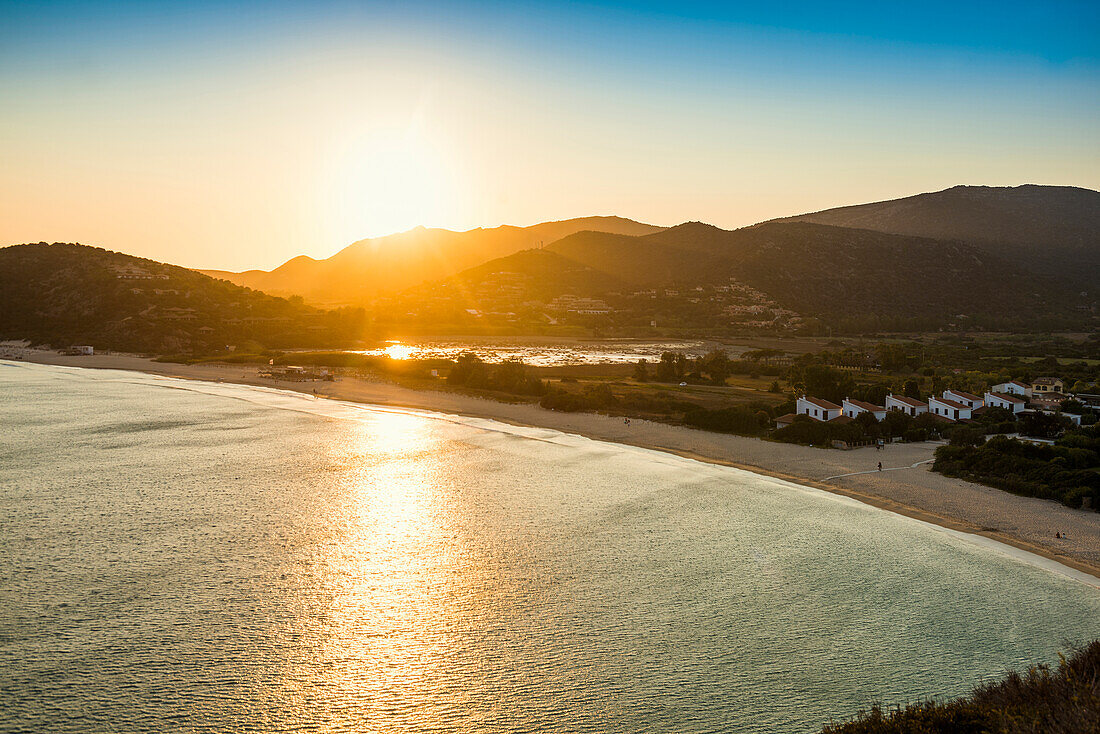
(885, 394, 928, 417)
(65, 345, 94, 356)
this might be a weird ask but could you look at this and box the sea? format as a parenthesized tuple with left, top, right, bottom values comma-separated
(1, 361, 1098, 733)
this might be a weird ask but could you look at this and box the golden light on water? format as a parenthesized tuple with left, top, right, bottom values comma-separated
(307, 410, 469, 721)
(383, 343, 416, 360)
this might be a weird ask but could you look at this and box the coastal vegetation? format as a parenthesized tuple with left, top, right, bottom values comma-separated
(822, 640, 1100, 733)
(154, 341, 1099, 463)
(933, 425, 1100, 510)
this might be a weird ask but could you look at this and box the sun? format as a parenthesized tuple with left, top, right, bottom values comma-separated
(327, 128, 463, 240)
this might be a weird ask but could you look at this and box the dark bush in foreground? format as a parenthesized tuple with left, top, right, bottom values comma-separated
(823, 640, 1100, 733)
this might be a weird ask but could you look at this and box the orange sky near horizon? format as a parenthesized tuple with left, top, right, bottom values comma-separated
(2, 2, 1097, 272)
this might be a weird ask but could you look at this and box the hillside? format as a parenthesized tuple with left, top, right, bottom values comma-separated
(552, 221, 1068, 318)
(201, 216, 664, 306)
(0, 243, 364, 353)
(388, 221, 1088, 332)
(774, 184, 1100, 286)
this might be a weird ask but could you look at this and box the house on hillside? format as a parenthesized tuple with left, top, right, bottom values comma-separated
(985, 391, 1026, 414)
(992, 380, 1032, 398)
(1031, 377, 1064, 395)
(885, 394, 928, 417)
(842, 398, 886, 421)
(942, 389, 984, 410)
(928, 396, 972, 422)
(796, 396, 842, 422)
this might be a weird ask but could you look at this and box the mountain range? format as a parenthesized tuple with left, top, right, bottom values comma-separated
(203, 185, 1098, 316)
(3, 184, 1097, 349)
(774, 184, 1100, 287)
(201, 216, 663, 307)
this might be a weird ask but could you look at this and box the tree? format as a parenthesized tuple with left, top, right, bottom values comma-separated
(701, 349, 731, 385)
(1018, 411, 1073, 439)
(876, 343, 908, 373)
(903, 379, 921, 399)
(448, 352, 489, 387)
(632, 359, 650, 382)
(656, 351, 687, 382)
(1061, 399, 1085, 415)
(786, 363, 855, 404)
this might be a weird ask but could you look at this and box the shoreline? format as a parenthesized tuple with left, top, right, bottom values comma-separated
(8, 349, 1100, 581)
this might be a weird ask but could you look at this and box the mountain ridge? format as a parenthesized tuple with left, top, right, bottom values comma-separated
(200, 216, 664, 305)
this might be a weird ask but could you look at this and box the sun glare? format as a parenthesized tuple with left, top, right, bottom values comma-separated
(384, 342, 415, 360)
(326, 127, 464, 241)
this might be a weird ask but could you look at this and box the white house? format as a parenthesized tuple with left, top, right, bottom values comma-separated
(928, 396, 973, 422)
(942, 389, 984, 410)
(842, 398, 886, 421)
(885, 394, 928, 417)
(68, 345, 94, 355)
(796, 395, 842, 422)
(992, 380, 1032, 398)
(984, 391, 1026, 414)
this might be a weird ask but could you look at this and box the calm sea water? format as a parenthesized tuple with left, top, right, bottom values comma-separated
(1, 362, 1098, 733)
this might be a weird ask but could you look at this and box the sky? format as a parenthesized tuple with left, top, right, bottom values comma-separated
(1, 1, 1098, 271)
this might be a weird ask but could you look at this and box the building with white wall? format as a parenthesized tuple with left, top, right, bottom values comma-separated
(842, 398, 886, 421)
(984, 391, 1026, 414)
(942, 389, 984, 410)
(992, 380, 1032, 398)
(885, 394, 928, 417)
(928, 396, 973, 422)
(796, 396, 842, 422)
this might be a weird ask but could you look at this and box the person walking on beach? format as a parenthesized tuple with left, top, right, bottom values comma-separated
(877, 462, 882, 471)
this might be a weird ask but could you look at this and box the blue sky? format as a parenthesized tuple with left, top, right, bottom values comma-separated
(2, 1, 1097, 269)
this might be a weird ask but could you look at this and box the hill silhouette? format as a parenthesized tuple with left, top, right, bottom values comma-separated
(0, 243, 364, 352)
(773, 184, 1100, 285)
(413, 220, 1086, 330)
(201, 216, 663, 306)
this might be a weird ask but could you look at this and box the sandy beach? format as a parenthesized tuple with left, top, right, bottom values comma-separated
(9, 348, 1100, 580)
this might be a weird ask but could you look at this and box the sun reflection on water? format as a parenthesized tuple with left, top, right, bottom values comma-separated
(307, 409, 473, 725)
(383, 342, 415, 360)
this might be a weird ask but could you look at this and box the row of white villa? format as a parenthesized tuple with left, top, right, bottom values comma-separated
(775, 380, 1061, 430)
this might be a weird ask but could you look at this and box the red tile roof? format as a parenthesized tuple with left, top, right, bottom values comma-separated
(987, 391, 1026, 404)
(844, 398, 885, 412)
(932, 397, 970, 410)
(828, 415, 854, 424)
(888, 395, 927, 408)
(944, 389, 982, 402)
(802, 396, 841, 410)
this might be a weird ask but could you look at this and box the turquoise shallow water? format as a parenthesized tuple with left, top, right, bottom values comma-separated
(1, 361, 1098, 733)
